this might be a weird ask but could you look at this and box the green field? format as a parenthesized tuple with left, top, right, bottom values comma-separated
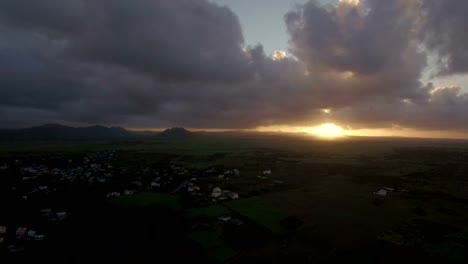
(2, 134, 468, 262)
(114, 192, 182, 211)
(188, 231, 238, 262)
(226, 197, 286, 233)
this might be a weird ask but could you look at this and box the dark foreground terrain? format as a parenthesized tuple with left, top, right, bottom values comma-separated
(1, 133, 467, 263)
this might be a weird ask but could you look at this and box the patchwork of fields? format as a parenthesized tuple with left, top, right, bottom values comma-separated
(1, 134, 467, 262)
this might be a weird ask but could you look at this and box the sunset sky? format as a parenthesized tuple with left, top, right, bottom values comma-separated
(1, 0, 468, 138)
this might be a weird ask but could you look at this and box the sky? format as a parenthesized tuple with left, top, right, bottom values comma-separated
(1, 0, 468, 138)
(212, 0, 311, 55)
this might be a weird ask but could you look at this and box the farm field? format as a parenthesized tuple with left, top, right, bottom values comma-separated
(1, 133, 467, 262)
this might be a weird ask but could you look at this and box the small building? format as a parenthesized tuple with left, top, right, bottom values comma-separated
(188, 185, 200, 193)
(56, 212, 68, 221)
(374, 189, 388, 196)
(229, 218, 243, 226)
(34, 234, 45, 241)
(16, 227, 27, 238)
(124, 190, 135, 195)
(107, 192, 120, 198)
(212, 187, 222, 198)
(27, 230, 37, 238)
(228, 192, 239, 200)
(8, 245, 25, 253)
(40, 208, 52, 217)
(218, 216, 232, 222)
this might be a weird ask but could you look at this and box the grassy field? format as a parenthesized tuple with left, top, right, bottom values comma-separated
(2, 133, 468, 262)
(114, 192, 182, 211)
(225, 197, 287, 233)
(188, 231, 238, 262)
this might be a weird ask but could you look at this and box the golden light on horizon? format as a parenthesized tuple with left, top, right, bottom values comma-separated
(254, 124, 468, 140)
(307, 123, 344, 138)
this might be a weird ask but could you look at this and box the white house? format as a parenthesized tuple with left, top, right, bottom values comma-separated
(374, 189, 388, 196)
(212, 187, 222, 198)
(56, 212, 68, 221)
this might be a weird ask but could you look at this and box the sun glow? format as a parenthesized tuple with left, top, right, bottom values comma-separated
(339, 0, 360, 6)
(308, 123, 344, 137)
(272, 50, 287, 61)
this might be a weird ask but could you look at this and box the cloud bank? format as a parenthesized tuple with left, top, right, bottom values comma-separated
(0, 0, 467, 134)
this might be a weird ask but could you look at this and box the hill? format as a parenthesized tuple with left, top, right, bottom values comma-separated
(159, 127, 194, 138)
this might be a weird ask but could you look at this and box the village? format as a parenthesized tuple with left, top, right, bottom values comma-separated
(1, 141, 466, 263)
(0, 150, 282, 258)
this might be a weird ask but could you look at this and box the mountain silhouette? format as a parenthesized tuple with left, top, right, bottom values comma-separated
(158, 127, 193, 138)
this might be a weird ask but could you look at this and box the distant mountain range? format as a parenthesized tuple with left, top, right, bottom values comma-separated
(0, 124, 194, 140)
(159, 127, 193, 138)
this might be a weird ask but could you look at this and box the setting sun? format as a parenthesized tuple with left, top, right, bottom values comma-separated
(308, 123, 344, 137)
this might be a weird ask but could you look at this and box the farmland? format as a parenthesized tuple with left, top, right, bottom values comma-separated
(1, 133, 467, 262)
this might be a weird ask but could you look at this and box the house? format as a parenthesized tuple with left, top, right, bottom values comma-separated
(374, 189, 388, 196)
(7, 245, 24, 253)
(38, 186, 49, 191)
(40, 208, 52, 217)
(124, 190, 135, 195)
(27, 230, 37, 238)
(188, 185, 200, 193)
(34, 234, 45, 241)
(56, 212, 68, 221)
(16, 227, 27, 238)
(228, 192, 239, 200)
(212, 187, 222, 198)
(133, 181, 143, 187)
(218, 216, 232, 222)
(106, 192, 120, 198)
(229, 218, 243, 226)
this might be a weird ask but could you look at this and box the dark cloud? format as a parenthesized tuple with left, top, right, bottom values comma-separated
(0, 25, 86, 109)
(282, 0, 468, 132)
(0, 0, 467, 135)
(285, 0, 426, 99)
(422, 0, 468, 75)
(0, 0, 250, 82)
